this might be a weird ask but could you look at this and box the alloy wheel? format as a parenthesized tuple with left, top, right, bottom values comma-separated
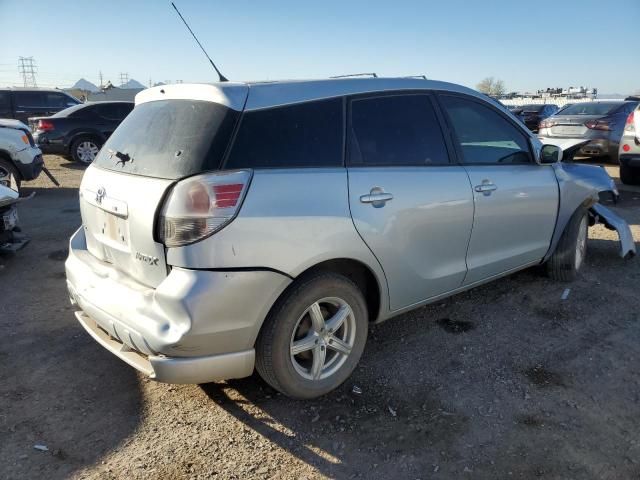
(289, 297, 357, 381)
(76, 141, 100, 164)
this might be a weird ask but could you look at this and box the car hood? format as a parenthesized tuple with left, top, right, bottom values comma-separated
(0, 119, 29, 131)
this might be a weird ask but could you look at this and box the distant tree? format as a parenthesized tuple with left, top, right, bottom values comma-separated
(476, 77, 506, 97)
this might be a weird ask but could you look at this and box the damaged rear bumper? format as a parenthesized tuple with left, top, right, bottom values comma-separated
(590, 203, 636, 259)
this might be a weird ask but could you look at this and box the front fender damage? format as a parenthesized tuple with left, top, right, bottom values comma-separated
(545, 162, 635, 261)
(590, 203, 636, 259)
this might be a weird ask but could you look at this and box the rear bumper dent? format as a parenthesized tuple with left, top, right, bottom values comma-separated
(66, 227, 291, 383)
(75, 311, 255, 383)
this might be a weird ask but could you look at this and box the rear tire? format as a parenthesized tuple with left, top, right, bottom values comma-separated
(0, 157, 21, 191)
(70, 136, 102, 165)
(256, 272, 368, 399)
(545, 208, 589, 281)
(620, 163, 640, 186)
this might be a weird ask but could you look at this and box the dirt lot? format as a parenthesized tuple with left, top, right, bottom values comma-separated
(1, 155, 640, 479)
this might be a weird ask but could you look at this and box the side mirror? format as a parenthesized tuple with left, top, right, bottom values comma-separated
(539, 144, 562, 164)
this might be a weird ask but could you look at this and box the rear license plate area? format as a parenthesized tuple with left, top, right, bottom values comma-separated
(553, 126, 583, 136)
(97, 209, 129, 247)
(2, 207, 18, 230)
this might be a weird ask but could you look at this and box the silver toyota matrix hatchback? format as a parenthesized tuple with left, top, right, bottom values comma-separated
(65, 78, 635, 399)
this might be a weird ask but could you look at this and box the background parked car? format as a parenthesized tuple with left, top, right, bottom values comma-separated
(618, 105, 640, 185)
(0, 119, 43, 190)
(0, 88, 80, 124)
(538, 101, 639, 163)
(509, 104, 558, 132)
(30, 101, 134, 164)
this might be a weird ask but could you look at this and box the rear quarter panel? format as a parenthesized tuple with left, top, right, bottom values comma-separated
(165, 168, 390, 319)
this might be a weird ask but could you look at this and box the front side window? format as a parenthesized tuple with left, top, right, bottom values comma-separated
(349, 94, 449, 166)
(440, 95, 532, 165)
(225, 98, 343, 169)
(46, 93, 71, 108)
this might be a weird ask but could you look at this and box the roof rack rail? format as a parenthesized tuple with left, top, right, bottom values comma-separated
(403, 75, 427, 79)
(330, 73, 378, 79)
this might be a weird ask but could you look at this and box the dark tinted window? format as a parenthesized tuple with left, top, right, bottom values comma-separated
(225, 98, 343, 169)
(520, 104, 544, 112)
(559, 102, 622, 116)
(94, 100, 239, 179)
(94, 103, 132, 120)
(349, 94, 449, 166)
(0, 92, 10, 113)
(46, 93, 75, 108)
(14, 91, 46, 108)
(441, 95, 532, 165)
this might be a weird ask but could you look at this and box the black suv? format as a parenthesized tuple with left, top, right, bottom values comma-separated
(0, 88, 80, 124)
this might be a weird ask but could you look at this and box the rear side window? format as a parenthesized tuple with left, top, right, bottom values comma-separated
(14, 92, 45, 108)
(349, 94, 449, 166)
(94, 103, 132, 120)
(93, 100, 239, 179)
(440, 95, 532, 165)
(225, 98, 343, 169)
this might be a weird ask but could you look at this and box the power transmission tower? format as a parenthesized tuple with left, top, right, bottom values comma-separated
(119, 72, 129, 87)
(99, 71, 104, 89)
(18, 57, 37, 87)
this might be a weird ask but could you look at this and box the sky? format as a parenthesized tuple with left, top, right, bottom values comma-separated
(0, 0, 638, 94)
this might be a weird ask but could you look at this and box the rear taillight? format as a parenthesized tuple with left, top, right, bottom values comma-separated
(157, 170, 252, 248)
(37, 120, 55, 131)
(584, 119, 611, 131)
(624, 111, 635, 132)
(539, 119, 556, 129)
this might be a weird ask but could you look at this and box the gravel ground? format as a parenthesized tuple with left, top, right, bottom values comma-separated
(1, 155, 640, 480)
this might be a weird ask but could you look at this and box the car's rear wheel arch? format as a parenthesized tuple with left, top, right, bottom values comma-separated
(266, 258, 381, 325)
(295, 258, 381, 323)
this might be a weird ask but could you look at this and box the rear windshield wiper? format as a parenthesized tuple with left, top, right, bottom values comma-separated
(107, 149, 133, 166)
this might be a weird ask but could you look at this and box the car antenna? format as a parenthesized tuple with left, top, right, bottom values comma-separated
(170, 2, 228, 82)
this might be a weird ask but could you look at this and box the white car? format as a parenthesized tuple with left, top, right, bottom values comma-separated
(619, 105, 640, 185)
(0, 119, 43, 189)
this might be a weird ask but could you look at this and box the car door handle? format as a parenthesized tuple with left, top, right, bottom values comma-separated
(474, 182, 498, 195)
(360, 188, 393, 207)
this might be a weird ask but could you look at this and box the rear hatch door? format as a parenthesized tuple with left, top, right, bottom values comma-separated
(80, 166, 172, 288)
(80, 84, 246, 288)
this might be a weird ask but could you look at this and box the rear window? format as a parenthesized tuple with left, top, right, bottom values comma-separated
(93, 100, 239, 179)
(559, 102, 622, 116)
(225, 98, 343, 169)
(520, 104, 544, 112)
(53, 104, 94, 118)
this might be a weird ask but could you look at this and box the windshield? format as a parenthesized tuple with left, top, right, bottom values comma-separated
(93, 100, 239, 179)
(559, 102, 621, 116)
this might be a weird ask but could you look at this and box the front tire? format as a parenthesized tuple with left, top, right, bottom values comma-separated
(546, 208, 589, 281)
(256, 272, 368, 399)
(71, 137, 101, 165)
